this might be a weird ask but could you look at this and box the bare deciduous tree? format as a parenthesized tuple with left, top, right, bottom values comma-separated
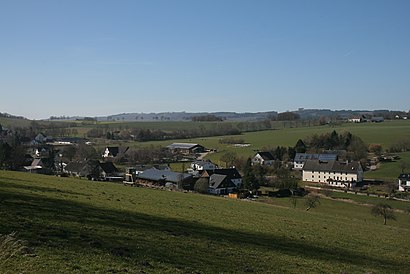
(371, 203, 396, 225)
(305, 193, 321, 211)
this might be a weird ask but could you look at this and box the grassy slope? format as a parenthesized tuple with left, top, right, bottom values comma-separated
(1, 171, 409, 273)
(367, 151, 410, 181)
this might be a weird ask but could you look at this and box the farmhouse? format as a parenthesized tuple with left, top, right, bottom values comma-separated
(199, 168, 242, 195)
(135, 168, 193, 188)
(34, 133, 50, 144)
(99, 162, 122, 181)
(124, 164, 171, 182)
(65, 160, 122, 181)
(102, 146, 129, 158)
(293, 153, 338, 170)
(166, 143, 205, 155)
(252, 152, 275, 166)
(188, 160, 217, 173)
(348, 116, 362, 123)
(302, 159, 363, 188)
(398, 173, 410, 192)
(208, 174, 238, 195)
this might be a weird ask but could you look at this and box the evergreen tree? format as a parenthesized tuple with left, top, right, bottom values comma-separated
(294, 139, 307, 153)
(243, 158, 259, 192)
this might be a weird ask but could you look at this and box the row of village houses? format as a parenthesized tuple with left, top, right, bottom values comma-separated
(15, 134, 410, 194)
(63, 152, 409, 194)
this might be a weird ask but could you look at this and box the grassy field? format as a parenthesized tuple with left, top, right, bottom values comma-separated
(1, 170, 409, 273)
(366, 151, 410, 181)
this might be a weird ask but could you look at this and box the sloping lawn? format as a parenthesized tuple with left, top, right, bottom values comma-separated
(0, 171, 409, 273)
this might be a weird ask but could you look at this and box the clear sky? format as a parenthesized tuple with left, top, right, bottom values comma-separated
(1, 0, 409, 119)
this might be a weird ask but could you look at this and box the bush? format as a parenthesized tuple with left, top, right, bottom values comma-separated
(194, 178, 209, 194)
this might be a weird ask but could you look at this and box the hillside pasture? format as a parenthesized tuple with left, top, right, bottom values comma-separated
(0, 171, 409, 273)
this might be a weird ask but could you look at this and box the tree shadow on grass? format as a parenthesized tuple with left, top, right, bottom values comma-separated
(0, 187, 407, 273)
(0, 179, 90, 197)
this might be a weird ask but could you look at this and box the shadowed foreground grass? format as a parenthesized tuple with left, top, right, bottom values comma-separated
(0, 171, 409, 273)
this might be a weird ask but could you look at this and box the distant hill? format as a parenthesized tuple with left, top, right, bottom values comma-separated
(49, 111, 279, 122)
(56, 109, 408, 122)
(0, 112, 27, 120)
(4, 109, 408, 123)
(103, 111, 280, 122)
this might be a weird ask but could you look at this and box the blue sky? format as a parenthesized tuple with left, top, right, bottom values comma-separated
(0, 0, 409, 119)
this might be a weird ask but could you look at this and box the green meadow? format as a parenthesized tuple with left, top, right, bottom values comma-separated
(1, 170, 409, 273)
(104, 120, 409, 152)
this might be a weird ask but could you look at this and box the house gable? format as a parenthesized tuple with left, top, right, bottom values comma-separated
(252, 152, 275, 165)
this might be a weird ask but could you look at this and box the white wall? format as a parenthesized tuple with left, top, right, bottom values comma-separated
(303, 170, 360, 184)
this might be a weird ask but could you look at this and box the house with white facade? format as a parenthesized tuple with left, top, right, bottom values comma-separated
(252, 152, 275, 166)
(188, 160, 217, 173)
(302, 159, 363, 188)
(398, 174, 410, 192)
(293, 153, 338, 170)
(348, 116, 362, 123)
(102, 146, 129, 158)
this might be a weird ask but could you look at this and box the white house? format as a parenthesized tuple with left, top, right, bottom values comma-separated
(189, 160, 217, 172)
(102, 146, 129, 158)
(302, 159, 363, 188)
(252, 152, 275, 166)
(398, 174, 410, 192)
(348, 117, 362, 123)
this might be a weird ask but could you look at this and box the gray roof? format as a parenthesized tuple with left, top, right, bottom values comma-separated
(203, 168, 242, 180)
(208, 174, 236, 189)
(303, 160, 361, 173)
(256, 152, 275, 161)
(136, 168, 192, 183)
(209, 174, 227, 189)
(294, 153, 338, 162)
(166, 143, 202, 150)
(398, 174, 410, 180)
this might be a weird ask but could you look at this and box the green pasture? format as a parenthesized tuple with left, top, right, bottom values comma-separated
(366, 151, 410, 182)
(130, 119, 409, 151)
(0, 171, 409, 273)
